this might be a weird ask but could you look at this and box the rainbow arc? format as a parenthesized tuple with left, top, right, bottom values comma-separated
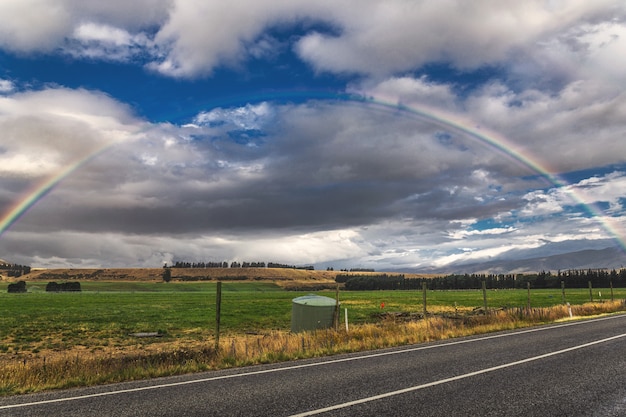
(0, 93, 623, 253)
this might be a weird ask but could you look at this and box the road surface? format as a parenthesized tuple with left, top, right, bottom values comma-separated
(2, 314, 626, 416)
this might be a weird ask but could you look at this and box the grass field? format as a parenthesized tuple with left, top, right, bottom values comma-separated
(2, 281, 625, 355)
(2, 280, 625, 395)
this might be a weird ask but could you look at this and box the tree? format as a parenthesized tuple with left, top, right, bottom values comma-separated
(162, 267, 172, 283)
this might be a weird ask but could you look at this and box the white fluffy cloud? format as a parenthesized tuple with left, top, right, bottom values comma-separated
(0, 79, 14, 93)
(194, 102, 273, 130)
(63, 22, 157, 61)
(0, 0, 169, 53)
(145, 0, 626, 79)
(353, 75, 626, 176)
(1, 0, 624, 81)
(0, 88, 144, 179)
(355, 76, 460, 110)
(0, 0, 71, 51)
(466, 80, 626, 173)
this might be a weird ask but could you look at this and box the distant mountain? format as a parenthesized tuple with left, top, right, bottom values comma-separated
(403, 246, 626, 275)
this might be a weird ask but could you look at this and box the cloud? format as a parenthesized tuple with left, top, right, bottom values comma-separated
(0, 0, 170, 53)
(143, 0, 626, 79)
(194, 102, 273, 130)
(1, 1, 625, 269)
(1, 0, 624, 86)
(0, 88, 143, 179)
(354, 75, 626, 176)
(296, 1, 625, 77)
(144, 1, 626, 80)
(465, 80, 626, 174)
(518, 171, 626, 220)
(354, 76, 460, 110)
(3, 227, 368, 268)
(0, 92, 545, 245)
(5, 230, 179, 268)
(63, 22, 156, 62)
(0, 79, 14, 93)
(0, 83, 623, 269)
(0, 0, 71, 52)
(574, 171, 626, 214)
(146, 0, 320, 77)
(0, 93, 513, 237)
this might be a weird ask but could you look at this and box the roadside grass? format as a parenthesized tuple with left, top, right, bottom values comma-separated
(1, 281, 625, 395)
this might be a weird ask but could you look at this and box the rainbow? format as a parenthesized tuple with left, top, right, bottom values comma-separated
(0, 143, 113, 238)
(359, 94, 626, 252)
(0, 91, 624, 252)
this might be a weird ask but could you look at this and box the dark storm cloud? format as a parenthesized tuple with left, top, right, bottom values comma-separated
(9, 100, 534, 238)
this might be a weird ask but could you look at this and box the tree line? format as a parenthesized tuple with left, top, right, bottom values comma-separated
(167, 261, 314, 270)
(0, 263, 31, 277)
(337, 269, 626, 291)
(337, 274, 406, 290)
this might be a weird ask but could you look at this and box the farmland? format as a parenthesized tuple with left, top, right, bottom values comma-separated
(1, 273, 626, 395)
(2, 279, 626, 354)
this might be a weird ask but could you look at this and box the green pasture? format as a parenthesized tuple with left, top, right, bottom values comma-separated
(1, 281, 624, 354)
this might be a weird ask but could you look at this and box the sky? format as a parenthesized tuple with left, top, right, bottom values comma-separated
(0, 1, 625, 271)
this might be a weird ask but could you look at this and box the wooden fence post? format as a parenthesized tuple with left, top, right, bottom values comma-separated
(588, 281, 593, 302)
(482, 280, 488, 313)
(610, 280, 614, 302)
(334, 284, 340, 330)
(215, 281, 222, 352)
(422, 281, 427, 317)
(527, 281, 531, 310)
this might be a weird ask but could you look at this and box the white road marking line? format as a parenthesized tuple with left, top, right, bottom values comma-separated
(1, 314, 624, 410)
(289, 332, 626, 416)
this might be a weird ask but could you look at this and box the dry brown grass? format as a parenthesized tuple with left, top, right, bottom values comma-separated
(21, 267, 337, 282)
(3, 300, 624, 396)
(18, 267, 436, 287)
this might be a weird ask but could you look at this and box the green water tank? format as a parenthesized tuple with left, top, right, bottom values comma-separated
(291, 294, 338, 333)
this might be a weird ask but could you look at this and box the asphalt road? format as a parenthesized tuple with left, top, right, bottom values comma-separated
(2, 314, 626, 416)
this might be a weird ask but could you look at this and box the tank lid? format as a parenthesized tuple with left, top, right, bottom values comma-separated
(292, 294, 337, 306)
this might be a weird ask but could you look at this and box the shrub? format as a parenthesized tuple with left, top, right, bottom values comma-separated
(7, 281, 26, 293)
(46, 281, 81, 292)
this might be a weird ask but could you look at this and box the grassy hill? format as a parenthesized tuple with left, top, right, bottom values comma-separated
(8, 267, 433, 289)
